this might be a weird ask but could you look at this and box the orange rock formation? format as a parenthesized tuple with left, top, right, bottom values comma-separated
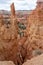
(24, 0, 43, 61)
(0, 3, 23, 65)
(10, 3, 15, 17)
(0, 0, 43, 65)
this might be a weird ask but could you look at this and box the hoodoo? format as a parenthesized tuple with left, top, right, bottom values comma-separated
(10, 3, 15, 17)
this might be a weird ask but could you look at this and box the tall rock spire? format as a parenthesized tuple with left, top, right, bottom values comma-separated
(10, 3, 18, 39)
(10, 3, 15, 17)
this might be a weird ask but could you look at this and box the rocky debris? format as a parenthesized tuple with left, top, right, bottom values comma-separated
(0, 61, 15, 65)
(23, 54, 43, 65)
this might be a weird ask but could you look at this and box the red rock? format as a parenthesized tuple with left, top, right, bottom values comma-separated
(0, 3, 22, 65)
(24, 0, 43, 61)
(0, 0, 43, 65)
(10, 3, 15, 17)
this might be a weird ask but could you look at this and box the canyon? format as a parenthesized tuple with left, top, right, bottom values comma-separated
(0, 0, 43, 65)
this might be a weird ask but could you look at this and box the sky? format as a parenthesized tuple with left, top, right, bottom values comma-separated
(0, 0, 37, 10)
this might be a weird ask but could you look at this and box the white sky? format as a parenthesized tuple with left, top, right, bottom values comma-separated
(0, 0, 37, 10)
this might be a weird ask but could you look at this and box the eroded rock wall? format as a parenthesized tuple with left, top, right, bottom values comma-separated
(24, 0, 43, 61)
(0, 3, 23, 65)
